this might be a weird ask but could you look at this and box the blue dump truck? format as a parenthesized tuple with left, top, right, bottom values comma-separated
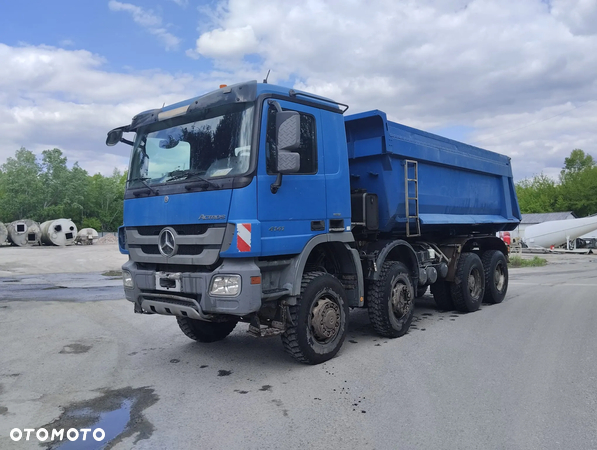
(107, 81, 521, 364)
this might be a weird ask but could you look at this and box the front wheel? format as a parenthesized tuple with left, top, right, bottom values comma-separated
(368, 262, 415, 338)
(177, 317, 238, 343)
(282, 272, 349, 364)
(451, 252, 485, 312)
(482, 250, 508, 304)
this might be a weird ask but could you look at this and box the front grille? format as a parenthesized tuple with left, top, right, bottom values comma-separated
(178, 245, 216, 255)
(137, 245, 160, 255)
(125, 224, 226, 265)
(136, 224, 222, 236)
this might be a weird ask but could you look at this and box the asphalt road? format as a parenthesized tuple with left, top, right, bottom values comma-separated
(1, 249, 596, 449)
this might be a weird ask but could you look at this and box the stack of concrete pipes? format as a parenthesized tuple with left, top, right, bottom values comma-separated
(1, 218, 79, 247)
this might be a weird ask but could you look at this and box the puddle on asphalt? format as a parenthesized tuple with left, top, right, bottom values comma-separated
(41, 386, 158, 450)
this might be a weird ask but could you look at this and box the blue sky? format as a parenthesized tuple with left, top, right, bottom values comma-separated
(0, 1, 208, 72)
(1, 0, 596, 180)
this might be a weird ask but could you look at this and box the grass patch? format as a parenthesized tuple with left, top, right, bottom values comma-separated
(102, 270, 122, 277)
(509, 256, 547, 267)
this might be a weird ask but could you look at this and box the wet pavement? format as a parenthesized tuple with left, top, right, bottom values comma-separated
(42, 387, 158, 450)
(1, 251, 596, 449)
(0, 273, 124, 302)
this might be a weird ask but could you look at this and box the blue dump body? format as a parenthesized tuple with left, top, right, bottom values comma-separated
(346, 110, 521, 235)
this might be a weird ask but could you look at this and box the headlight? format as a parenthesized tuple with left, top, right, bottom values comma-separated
(210, 275, 241, 296)
(122, 270, 134, 289)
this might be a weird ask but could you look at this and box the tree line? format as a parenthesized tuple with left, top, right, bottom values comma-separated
(515, 149, 597, 217)
(1, 147, 595, 231)
(0, 148, 125, 232)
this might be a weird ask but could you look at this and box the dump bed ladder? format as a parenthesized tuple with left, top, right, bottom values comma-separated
(405, 160, 421, 237)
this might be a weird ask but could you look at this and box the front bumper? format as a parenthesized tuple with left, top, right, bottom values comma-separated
(123, 258, 262, 318)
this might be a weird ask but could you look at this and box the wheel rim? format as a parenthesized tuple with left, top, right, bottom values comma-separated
(390, 276, 411, 318)
(310, 295, 341, 343)
(494, 262, 506, 292)
(468, 268, 482, 299)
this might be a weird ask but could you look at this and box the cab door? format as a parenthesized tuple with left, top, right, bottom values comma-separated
(257, 99, 327, 256)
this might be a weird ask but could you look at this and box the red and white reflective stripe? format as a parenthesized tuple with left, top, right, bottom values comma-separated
(237, 223, 252, 252)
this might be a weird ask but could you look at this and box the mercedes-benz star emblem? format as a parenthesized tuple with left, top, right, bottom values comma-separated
(158, 228, 177, 257)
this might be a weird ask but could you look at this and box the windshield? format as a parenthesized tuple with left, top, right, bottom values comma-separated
(128, 103, 254, 188)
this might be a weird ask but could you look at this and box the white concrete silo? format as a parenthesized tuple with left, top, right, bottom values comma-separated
(7, 220, 42, 246)
(40, 219, 78, 246)
(75, 227, 99, 245)
(0, 222, 7, 245)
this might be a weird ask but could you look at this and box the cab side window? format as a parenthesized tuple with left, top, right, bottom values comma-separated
(266, 105, 317, 175)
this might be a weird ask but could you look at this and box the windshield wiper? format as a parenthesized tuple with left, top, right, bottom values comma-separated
(129, 177, 159, 196)
(165, 170, 218, 189)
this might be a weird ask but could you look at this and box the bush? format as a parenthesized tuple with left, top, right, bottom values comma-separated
(509, 256, 547, 267)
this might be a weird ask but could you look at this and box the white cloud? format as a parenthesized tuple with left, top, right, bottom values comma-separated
(188, 0, 597, 180)
(4, 0, 597, 182)
(108, 1, 181, 50)
(0, 44, 225, 174)
(194, 25, 259, 59)
(551, 0, 597, 36)
(169, 0, 188, 6)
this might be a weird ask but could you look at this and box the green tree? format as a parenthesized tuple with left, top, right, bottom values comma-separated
(561, 149, 595, 175)
(515, 173, 561, 214)
(0, 147, 43, 221)
(86, 169, 125, 231)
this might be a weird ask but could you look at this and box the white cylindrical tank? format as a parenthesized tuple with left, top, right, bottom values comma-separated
(40, 219, 78, 246)
(75, 227, 99, 245)
(523, 215, 597, 249)
(7, 220, 42, 246)
(0, 222, 7, 245)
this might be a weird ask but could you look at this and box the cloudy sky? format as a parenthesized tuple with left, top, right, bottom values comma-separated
(1, 0, 596, 180)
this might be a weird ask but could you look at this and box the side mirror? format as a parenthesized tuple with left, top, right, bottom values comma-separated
(277, 150, 300, 174)
(106, 128, 123, 146)
(276, 111, 300, 151)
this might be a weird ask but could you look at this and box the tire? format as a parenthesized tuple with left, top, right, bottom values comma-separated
(431, 279, 455, 311)
(415, 285, 429, 298)
(450, 252, 485, 312)
(282, 272, 349, 365)
(482, 250, 508, 304)
(367, 262, 415, 338)
(177, 317, 238, 343)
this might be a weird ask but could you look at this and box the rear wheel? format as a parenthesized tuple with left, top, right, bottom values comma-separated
(177, 317, 238, 343)
(368, 262, 415, 338)
(431, 279, 455, 311)
(282, 272, 349, 364)
(451, 252, 485, 312)
(482, 250, 508, 304)
(415, 285, 429, 298)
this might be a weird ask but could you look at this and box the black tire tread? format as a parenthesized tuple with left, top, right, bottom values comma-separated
(451, 252, 484, 312)
(416, 285, 429, 298)
(177, 317, 237, 343)
(431, 279, 455, 311)
(281, 271, 327, 364)
(367, 261, 414, 338)
(482, 250, 508, 304)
